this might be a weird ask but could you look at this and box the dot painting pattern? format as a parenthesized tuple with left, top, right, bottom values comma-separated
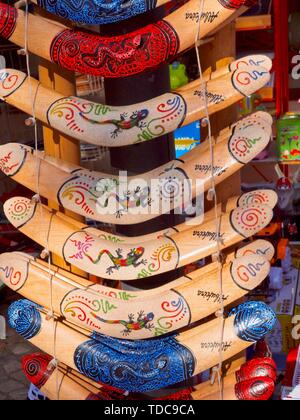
(49, 20, 180, 78)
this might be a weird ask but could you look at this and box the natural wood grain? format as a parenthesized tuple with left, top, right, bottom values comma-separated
(0, 116, 273, 225)
(0, 238, 272, 339)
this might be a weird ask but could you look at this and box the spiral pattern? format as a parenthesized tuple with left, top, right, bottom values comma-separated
(239, 191, 272, 207)
(8, 299, 42, 340)
(237, 357, 277, 383)
(235, 377, 275, 401)
(230, 301, 276, 343)
(232, 206, 269, 238)
(6, 198, 35, 225)
(158, 167, 189, 204)
(22, 353, 53, 388)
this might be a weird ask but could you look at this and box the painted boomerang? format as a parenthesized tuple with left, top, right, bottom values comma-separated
(8, 298, 276, 392)
(0, 58, 272, 147)
(0, 239, 272, 339)
(0, 0, 257, 78)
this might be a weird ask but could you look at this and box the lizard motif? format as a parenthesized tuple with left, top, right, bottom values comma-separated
(98, 186, 152, 218)
(83, 247, 147, 275)
(91, 310, 155, 337)
(79, 109, 149, 138)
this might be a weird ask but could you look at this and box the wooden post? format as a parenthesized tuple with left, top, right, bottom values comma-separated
(38, 60, 86, 277)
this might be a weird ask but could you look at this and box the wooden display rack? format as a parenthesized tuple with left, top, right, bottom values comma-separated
(31, 10, 244, 401)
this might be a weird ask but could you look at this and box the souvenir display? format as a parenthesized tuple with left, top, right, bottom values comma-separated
(0, 0, 296, 403)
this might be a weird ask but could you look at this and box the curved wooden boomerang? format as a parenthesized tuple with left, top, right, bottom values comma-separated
(8, 298, 276, 392)
(33, 0, 171, 25)
(0, 0, 257, 78)
(0, 239, 273, 339)
(0, 60, 271, 147)
(0, 116, 277, 231)
(4, 195, 274, 280)
(22, 353, 276, 400)
(0, 118, 272, 225)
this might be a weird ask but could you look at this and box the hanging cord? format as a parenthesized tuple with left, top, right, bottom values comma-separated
(22, 1, 60, 400)
(22, 1, 41, 202)
(45, 213, 60, 400)
(195, 0, 225, 400)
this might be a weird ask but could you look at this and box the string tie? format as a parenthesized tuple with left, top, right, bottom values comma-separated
(25, 117, 36, 127)
(40, 249, 50, 259)
(30, 194, 40, 204)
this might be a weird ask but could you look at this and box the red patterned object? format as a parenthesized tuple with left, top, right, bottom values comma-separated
(218, 0, 257, 9)
(50, 20, 179, 78)
(235, 377, 275, 401)
(0, 3, 17, 39)
(22, 353, 53, 389)
(237, 358, 277, 383)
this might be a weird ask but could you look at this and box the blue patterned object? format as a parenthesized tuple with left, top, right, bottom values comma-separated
(229, 301, 276, 343)
(74, 332, 195, 392)
(37, 0, 158, 25)
(8, 299, 42, 340)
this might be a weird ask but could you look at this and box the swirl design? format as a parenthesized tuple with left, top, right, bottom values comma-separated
(237, 261, 267, 282)
(138, 243, 177, 278)
(235, 378, 275, 401)
(237, 358, 277, 383)
(236, 69, 268, 86)
(62, 296, 117, 330)
(60, 181, 98, 217)
(229, 134, 262, 163)
(50, 21, 179, 78)
(232, 206, 269, 237)
(154, 298, 190, 336)
(230, 301, 276, 343)
(8, 299, 42, 340)
(74, 332, 195, 392)
(38, 0, 157, 25)
(136, 95, 186, 143)
(158, 166, 190, 204)
(7, 199, 32, 221)
(0, 73, 18, 91)
(22, 353, 53, 388)
(240, 192, 272, 206)
(0, 266, 22, 287)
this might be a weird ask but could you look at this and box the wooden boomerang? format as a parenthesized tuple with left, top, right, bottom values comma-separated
(31, 109, 272, 173)
(47, 189, 278, 244)
(32, 0, 172, 25)
(0, 0, 257, 78)
(8, 298, 276, 392)
(0, 239, 273, 339)
(0, 118, 272, 225)
(0, 58, 272, 147)
(3, 193, 274, 280)
(22, 354, 275, 400)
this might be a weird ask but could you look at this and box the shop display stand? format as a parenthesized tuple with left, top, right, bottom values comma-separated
(35, 20, 86, 277)
(102, 5, 184, 289)
(1, 2, 275, 401)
